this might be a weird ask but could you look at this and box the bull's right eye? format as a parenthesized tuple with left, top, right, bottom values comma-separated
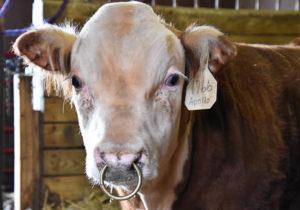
(71, 75, 82, 90)
(165, 74, 180, 87)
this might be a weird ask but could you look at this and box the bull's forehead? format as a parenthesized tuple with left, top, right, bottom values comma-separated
(71, 2, 184, 101)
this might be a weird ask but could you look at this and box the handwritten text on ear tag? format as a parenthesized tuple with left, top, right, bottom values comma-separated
(185, 64, 217, 110)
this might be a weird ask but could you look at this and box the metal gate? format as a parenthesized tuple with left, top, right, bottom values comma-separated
(107, 0, 300, 10)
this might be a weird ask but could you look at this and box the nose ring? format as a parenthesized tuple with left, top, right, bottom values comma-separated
(99, 163, 142, 201)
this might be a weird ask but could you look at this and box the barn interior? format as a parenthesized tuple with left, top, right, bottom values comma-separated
(1, 0, 300, 209)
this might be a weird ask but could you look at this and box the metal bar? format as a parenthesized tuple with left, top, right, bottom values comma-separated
(0, 26, 4, 210)
(255, 0, 260, 10)
(172, 0, 177, 8)
(151, 0, 155, 6)
(215, 0, 219, 9)
(194, 0, 198, 8)
(295, 0, 300, 11)
(14, 75, 20, 210)
(3, 0, 35, 209)
(275, 0, 280, 11)
(235, 0, 240, 10)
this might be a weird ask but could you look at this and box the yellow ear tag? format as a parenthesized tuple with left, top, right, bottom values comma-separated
(185, 63, 217, 110)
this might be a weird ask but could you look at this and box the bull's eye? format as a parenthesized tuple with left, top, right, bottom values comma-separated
(165, 74, 180, 87)
(71, 75, 82, 90)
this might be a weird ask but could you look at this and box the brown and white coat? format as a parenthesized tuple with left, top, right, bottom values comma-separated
(13, 2, 300, 210)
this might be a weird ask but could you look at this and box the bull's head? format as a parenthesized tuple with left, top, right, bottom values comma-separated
(13, 1, 236, 207)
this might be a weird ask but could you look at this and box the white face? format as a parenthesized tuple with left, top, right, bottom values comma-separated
(14, 0, 236, 196)
(69, 2, 185, 189)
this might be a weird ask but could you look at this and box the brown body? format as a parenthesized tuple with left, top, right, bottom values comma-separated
(172, 44, 300, 210)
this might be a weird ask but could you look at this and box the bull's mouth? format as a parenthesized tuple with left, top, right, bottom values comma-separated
(99, 163, 143, 201)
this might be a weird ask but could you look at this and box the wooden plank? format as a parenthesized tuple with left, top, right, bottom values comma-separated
(228, 34, 298, 44)
(44, 149, 85, 176)
(44, 123, 83, 148)
(154, 6, 300, 35)
(44, 1, 101, 25)
(44, 2, 300, 36)
(44, 97, 78, 122)
(17, 77, 43, 210)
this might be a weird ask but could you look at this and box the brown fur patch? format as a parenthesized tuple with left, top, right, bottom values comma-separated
(166, 34, 175, 56)
(107, 4, 135, 37)
(104, 105, 138, 145)
(172, 44, 300, 210)
(181, 26, 236, 74)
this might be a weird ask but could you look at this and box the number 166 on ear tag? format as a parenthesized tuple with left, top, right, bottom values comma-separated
(185, 65, 217, 111)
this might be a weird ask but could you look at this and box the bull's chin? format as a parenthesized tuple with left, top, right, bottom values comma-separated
(103, 166, 139, 189)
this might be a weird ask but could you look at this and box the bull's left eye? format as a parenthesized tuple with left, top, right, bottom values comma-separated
(71, 75, 82, 90)
(165, 74, 180, 87)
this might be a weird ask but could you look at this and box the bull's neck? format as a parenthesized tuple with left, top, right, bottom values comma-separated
(138, 110, 194, 210)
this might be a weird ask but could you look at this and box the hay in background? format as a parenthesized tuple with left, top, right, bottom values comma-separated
(43, 189, 121, 210)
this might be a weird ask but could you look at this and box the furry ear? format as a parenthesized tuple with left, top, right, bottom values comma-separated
(13, 25, 77, 75)
(181, 25, 237, 75)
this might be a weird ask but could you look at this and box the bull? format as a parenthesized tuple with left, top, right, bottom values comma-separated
(13, 2, 300, 210)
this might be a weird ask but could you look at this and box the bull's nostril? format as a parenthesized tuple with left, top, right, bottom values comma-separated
(135, 160, 144, 169)
(94, 148, 107, 169)
(100, 151, 105, 159)
(97, 162, 105, 168)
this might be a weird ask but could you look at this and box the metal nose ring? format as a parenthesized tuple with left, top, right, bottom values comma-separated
(99, 163, 142, 201)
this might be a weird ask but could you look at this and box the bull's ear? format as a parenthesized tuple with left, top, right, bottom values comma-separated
(181, 25, 237, 75)
(13, 25, 77, 75)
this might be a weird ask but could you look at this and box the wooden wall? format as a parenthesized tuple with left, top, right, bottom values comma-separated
(44, 0, 300, 44)
(43, 97, 86, 200)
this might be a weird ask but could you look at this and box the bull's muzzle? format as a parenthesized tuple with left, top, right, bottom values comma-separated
(100, 163, 142, 201)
